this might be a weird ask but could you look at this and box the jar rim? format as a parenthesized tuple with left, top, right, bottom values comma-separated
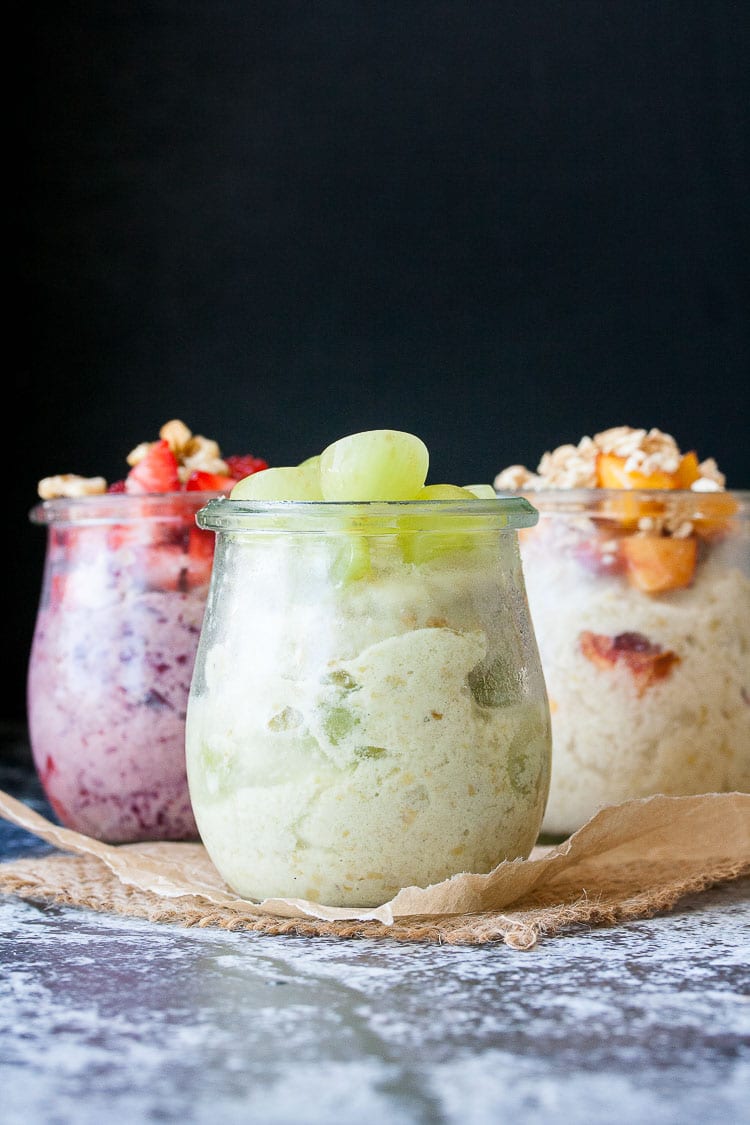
(29, 491, 226, 527)
(196, 495, 539, 533)
(496, 487, 750, 518)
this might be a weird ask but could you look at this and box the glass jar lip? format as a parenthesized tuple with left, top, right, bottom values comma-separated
(29, 491, 227, 527)
(495, 487, 750, 517)
(196, 495, 539, 533)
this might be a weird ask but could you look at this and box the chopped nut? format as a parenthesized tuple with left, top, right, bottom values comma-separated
(38, 474, 108, 500)
(159, 419, 193, 453)
(178, 434, 228, 481)
(126, 441, 153, 467)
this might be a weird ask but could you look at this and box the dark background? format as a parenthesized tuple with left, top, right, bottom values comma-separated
(11, 2, 749, 730)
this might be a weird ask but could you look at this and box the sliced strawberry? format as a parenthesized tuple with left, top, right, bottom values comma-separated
(185, 525, 216, 588)
(225, 453, 269, 480)
(107, 479, 127, 493)
(125, 440, 181, 494)
(185, 470, 234, 492)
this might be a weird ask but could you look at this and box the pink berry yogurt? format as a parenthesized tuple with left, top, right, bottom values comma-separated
(26, 493, 216, 842)
(26, 419, 269, 842)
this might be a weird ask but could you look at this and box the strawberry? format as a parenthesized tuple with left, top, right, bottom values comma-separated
(185, 525, 216, 588)
(107, 479, 127, 493)
(185, 470, 234, 492)
(225, 453, 268, 480)
(125, 440, 181, 494)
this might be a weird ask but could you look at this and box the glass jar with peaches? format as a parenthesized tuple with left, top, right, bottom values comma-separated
(495, 427, 750, 838)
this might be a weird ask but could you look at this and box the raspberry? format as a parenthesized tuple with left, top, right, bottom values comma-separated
(225, 454, 269, 480)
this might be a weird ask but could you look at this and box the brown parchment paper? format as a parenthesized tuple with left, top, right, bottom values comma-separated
(0, 788, 748, 948)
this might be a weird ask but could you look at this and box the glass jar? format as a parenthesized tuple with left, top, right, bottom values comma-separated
(27, 492, 221, 842)
(185, 497, 551, 908)
(509, 488, 750, 838)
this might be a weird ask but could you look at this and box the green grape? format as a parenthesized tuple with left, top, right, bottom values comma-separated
(330, 533, 371, 585)
(319, 429, 429, 501)
(416, 484, 476, 501)
(463, 483, 497, 499)
(468, 652, 522, 707)
(230, 465, 323, 500)
(296, 455, 324, 498)
(401, 483, 478, 563)
(321, 704, 360, 745)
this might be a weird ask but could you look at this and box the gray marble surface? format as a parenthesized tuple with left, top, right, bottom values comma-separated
(1, 737, 749, 1125)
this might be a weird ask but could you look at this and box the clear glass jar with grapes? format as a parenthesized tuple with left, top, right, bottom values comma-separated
(186, 430, 552, 907)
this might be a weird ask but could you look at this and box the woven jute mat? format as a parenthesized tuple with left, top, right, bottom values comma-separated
(1, 789, 749, 949)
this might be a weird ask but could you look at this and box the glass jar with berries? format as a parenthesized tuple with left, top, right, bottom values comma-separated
(26, 421, 268, 842)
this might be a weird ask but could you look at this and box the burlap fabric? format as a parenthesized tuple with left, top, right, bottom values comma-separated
(1, 789, 748, 949)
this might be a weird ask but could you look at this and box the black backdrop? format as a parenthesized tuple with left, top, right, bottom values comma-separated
(11, 2, 749, 726)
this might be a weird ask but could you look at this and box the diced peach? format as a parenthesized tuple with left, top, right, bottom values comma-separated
(596, 452, 678, 491)
(674, 451, 701, 488)
(692, 492, 740, 540)
(620, 535, 697, 593)
(598, 492, 666, 530)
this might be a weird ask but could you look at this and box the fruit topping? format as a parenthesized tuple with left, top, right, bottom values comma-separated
(579, 630, 680, 695)
(36, 419, 269, 498)
(225, 453, 269, 480)
(125, 439, 181, 494)
(319, 429, 430, 501)
(494, 426, 726, 495)
(493, 425, 736, 592)
(228, 429, 501, 577)
(620, 534, 697, 594)
(185, 470, 235, 492)
(231, 464, 324, 500)
(595, 452, 679, 491)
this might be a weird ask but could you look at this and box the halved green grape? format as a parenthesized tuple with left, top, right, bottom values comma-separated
(400, 484, 479, 563)
(230, 465, 323, 500)
(321, 704, 360, 746)
(468, 652, 523, 707)
(319, 429, 429, 501)
(296, 455, 324, 499)
(416, 484, 476, 501)
(330, 533, 371, 585)
(463, 483, 497, 499)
